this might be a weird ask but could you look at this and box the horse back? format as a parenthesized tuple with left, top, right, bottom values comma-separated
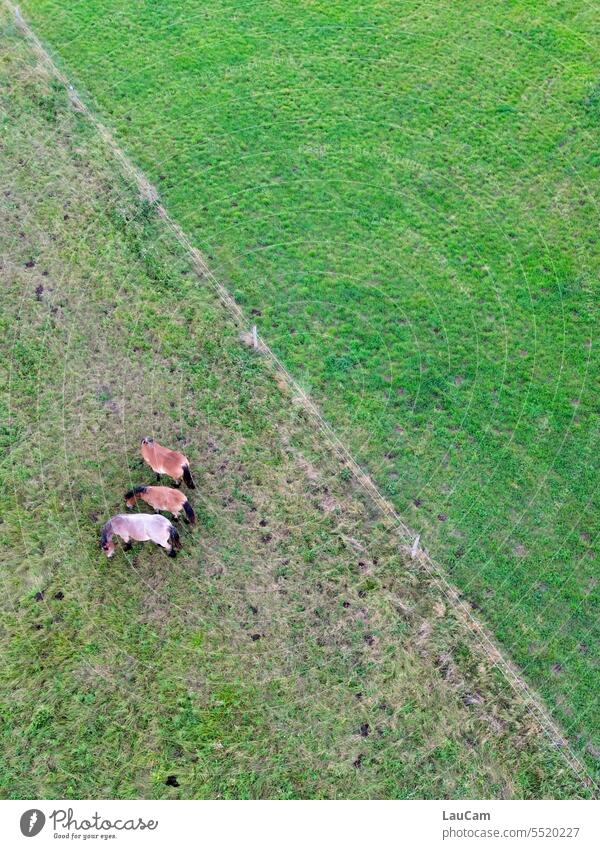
(146, 486, 186, 511)
(142, 441, 187, 475)
(112, 513, 170, 543)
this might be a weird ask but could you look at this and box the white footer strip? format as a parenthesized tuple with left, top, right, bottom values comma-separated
(0, 799, 598, 848)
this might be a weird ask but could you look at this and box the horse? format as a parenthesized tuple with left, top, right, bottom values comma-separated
(140, 437, 195, 488)
(124, 485, 196, 523)
(100, 513, 181, 558)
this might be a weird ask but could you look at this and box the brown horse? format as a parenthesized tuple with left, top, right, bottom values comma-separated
(100, 513, 181, 558)
(140, 437, 195, 488)
(124, 485, 196, 523)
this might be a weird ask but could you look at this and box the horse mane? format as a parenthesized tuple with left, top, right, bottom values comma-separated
(100, 520, 112, 546)
(124, 485, 147, 499)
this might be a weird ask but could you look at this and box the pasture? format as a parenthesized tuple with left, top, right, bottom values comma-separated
(0, 3, 597, 795)
(1, 12, 590, 800)
(16, 0, 600, 770)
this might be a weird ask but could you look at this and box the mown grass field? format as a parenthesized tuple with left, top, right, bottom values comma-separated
(0, 12, 595, 798)
(16, 0, 600, 766)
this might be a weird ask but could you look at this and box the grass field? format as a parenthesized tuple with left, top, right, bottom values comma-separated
(1, 11, 596, 799)
(15, 0, 599, 767)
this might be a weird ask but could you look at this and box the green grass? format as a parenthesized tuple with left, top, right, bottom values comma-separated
(0, 12, 595, 798)
(16, 0, 600, 764)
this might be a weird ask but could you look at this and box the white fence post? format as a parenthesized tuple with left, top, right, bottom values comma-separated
(411, 534, 420, 559)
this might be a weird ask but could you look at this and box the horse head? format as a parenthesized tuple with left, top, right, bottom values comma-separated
(100, 522, 115, 558)
(124, 485, 148, 508)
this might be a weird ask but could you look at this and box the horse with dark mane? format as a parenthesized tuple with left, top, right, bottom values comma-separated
(124, 485, 196, 523)
(100, 513, 181, 558)
(140, 437, 195, 488)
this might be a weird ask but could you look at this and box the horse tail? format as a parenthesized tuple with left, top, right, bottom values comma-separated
(183, 500, 196, 524)
(169, 523, 182, 551)
(182, 464, 196, 489)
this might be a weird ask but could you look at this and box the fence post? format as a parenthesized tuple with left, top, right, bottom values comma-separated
(411, 534, 420, 559)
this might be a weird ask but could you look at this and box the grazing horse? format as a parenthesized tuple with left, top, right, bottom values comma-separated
(140, 437, 195, 488)
(100, 514, 181, 558)
(124, 485, 196, 523)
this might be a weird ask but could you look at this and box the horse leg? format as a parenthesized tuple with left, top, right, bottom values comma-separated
(123, 541, 133, 551)
(156, 473, 162, 482)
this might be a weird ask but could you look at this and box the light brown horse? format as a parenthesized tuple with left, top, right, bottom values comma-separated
(140, 437, 195, 488)
(100, 513, 181, 558)
(124, 485, 196, 523)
